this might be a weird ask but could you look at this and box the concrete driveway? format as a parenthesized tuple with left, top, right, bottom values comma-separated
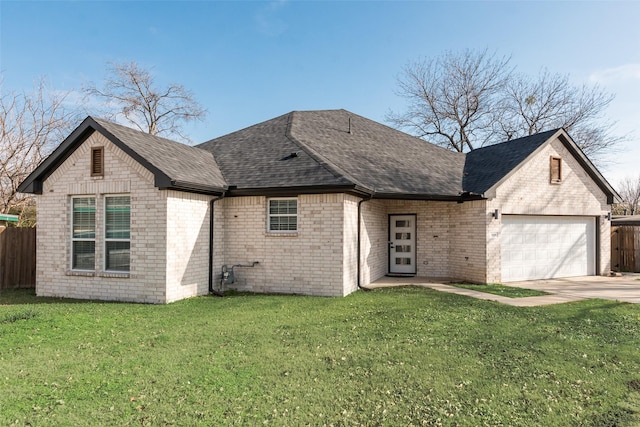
(370, 274, 640, 306)
(506, 274, 640, 304)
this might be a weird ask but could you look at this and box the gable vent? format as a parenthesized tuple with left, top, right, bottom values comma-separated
(91, 147, 104, 176)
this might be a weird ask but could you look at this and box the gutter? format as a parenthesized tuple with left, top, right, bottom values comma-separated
(208, 193, 226, 296)
(357, 192, 375, 291)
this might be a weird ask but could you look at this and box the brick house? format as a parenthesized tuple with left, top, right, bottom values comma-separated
(19, 109, 618, 303)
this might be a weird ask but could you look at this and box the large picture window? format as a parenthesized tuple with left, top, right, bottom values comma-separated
(268, 198, 297, 232)
(105, 196, 131, 272)
(71, 197, 96, 270)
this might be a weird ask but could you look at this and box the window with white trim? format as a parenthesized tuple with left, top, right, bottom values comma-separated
(268, 198, 297, 232)
(105, 195, 131, 272)
(71, 197, 96, 270)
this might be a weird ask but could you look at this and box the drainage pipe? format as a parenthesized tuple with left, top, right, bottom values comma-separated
(209, 194, 225, 296)
(357, 194, 374, 291)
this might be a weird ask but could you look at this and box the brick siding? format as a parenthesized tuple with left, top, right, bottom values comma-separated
(36, 131, 168, 303)
(34, 132, 611, 303)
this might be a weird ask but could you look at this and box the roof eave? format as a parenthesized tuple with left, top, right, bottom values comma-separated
(160, 179, 227, 196)
(226, 184, 373, 198)
(18, 119, 97, 194)
(555, 132, 621, 204)
(372, 192, 485, 202)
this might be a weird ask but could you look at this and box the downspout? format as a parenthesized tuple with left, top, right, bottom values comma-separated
(357, 193, 375, 291)
(209, 194, 225, 296)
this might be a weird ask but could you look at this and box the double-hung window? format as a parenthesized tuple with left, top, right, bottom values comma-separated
(71, 197, 96, 270)
(105, 195, 131, 272)
(268, 198, 297, 232)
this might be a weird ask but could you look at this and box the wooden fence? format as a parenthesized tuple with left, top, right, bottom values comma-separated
(611, 226, 640, 273)
(0, 227, 36, 289)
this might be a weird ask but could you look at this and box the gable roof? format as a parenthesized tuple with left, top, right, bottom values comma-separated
(463, 128, 619, 204)
(463, 129, 560, 195)
(18, 116, 227, 195)
(19, 110, 618, 204)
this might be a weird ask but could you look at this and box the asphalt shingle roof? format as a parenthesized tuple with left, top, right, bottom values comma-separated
(288, 110, 466, 197)
(197, 113, 350, 189)
(462, 129, 560, 195)
(199, 109, 467, 198)
(24, 109, 614, 203)
(95, 118, 227, 191)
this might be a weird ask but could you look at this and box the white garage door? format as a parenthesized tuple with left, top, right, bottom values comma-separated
(501, 215, 596, 282)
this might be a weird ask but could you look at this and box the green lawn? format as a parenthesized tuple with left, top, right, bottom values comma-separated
(452, 283, 549, 298)
(1, 287, 639, 426)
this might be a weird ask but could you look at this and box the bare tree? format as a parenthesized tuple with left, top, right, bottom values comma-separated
(616, 174, 640, 215)
(498, 69, 620, 164)
(1, 78, 77, 225)
(389, 50, 622, 165)
(387, 49, 513, 152)
(84, 61, 206, 142)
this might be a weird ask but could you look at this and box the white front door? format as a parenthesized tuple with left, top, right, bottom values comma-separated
(389, 214, 416, 274)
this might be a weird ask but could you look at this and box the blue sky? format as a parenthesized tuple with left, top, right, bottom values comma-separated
(1, 0, 639, 187)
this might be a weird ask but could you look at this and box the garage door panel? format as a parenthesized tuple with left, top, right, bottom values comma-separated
(501, 215, 595, 282)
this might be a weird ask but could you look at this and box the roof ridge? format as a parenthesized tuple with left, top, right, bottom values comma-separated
(344, 110, 467, 159)
(471, 128, 562, 152)
(197, 112, 294, 146)
(284, 111, 371, 191)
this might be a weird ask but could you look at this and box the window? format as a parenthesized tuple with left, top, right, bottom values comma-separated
(105, 196, 131, 272)
(268, 198, 297, 232)
(550, 156, 562, 183)
(72, 197, 96, 270)
(91, 147, 104, 176)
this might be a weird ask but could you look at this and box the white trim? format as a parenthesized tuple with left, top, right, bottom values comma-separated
(266, 197, 298, 233)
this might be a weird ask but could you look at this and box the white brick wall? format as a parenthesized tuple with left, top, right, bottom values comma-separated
(165, 191, 214, 303)
(36, 131, 168, 303)
(342, 195, 359, 295)
(358, 199, 488, 286)
(359, 200, 387, 284)
(217, 194, 347, 296)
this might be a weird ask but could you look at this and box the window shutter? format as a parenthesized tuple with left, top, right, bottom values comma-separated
(91, 147, 104, 176)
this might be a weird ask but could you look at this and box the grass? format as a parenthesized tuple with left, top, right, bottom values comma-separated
(451, 283, 549, 298)
(1, 287, 640, 426)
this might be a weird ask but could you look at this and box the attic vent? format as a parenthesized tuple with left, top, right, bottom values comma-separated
(550, 156, 562, 184)
(91, 147, 104, 176)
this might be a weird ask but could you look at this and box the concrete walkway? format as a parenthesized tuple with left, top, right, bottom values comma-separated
(369, 274, 640, 306)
